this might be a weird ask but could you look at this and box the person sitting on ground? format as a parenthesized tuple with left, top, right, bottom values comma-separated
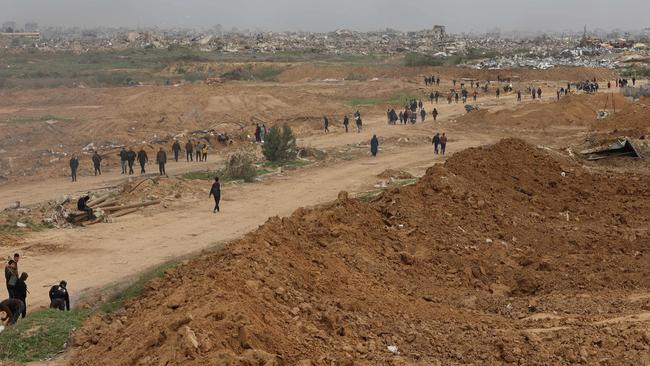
(77, 195, 93, 219)
(0, 298, 25, 325)
(49, 281, 70, 311)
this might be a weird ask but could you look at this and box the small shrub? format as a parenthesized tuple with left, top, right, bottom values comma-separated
(345, 72, 368, 81)
(262, 124, 297, 162)
(225, 151, 257, 182)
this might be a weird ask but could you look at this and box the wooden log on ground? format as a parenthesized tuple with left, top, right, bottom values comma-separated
(88, 193, 111, 207)
(101, 200, 161, 212)
(94, 198, 119, 208)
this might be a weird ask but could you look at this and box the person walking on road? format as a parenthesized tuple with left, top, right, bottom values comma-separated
(69, 155, 79, 182)
(119, 147, 128, 174)
(137, 148, 148, 174)
(343, 115, 349, 133)
(432, 108, 438, 122)
(440, 133, 448, 155)
(195, 141, 202, 162)
(254, 124, 261, 143)
(156, 148, 167, 176)
(126, 148, 136, 175)
(92, 150, 102, 176)
(370, 135, 379, 157)
(323, 116, 330, 133)
(201, 144, 208, 162)
(209, 176, 221, 213)
(185, 141, 193, 162)
(172, 140, 181, 162)
(432, 133, 441, 154)
(354, 111, 362, 133)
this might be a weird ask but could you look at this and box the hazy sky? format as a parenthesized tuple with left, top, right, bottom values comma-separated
(1, 0, 649, 33)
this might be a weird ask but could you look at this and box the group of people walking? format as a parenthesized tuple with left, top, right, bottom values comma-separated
(174, 140, 209, 163)
(68, 139, 212, 181)
(432, 132, 448, 155)
(325, 111, 363, 133)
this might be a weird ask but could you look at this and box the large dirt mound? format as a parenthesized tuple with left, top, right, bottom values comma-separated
(70, 139, 650, 365)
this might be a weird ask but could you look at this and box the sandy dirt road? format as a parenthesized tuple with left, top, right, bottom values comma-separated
(21, 132, 496, 309)
(2, 91, 558, 309)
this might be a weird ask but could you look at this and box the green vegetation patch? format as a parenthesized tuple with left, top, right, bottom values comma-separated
(100, 260, 180, 314)
(0, 308, 92, 363)
(0, 259, 182, 363)
(0, 218, 54, 236)
(261, 159, 309, 170)
(182, 167, 271, 182)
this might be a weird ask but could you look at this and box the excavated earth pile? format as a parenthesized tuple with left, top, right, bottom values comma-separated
(71, 139, 650, 365)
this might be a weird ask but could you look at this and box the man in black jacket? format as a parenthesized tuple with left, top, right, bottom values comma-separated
(172, 140, 181, 162)
(77, 195, 93, 219)
(13, 272, 27, 318)
(209, 176, 221, 213)
(49, 281, 70, 311)
(137, 148, 148, 174)
(119, 147, 128, 174)
(185, 141, 193, 162)
(432, 133, 441, 154)
(156, 148, 167, 176)
(91, 151, 102, 176)
(126, 148, 136, 175)
(69, 155, 79, 182)
(0, 298, 24, 324)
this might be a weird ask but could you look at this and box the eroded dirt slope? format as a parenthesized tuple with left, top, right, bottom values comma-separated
(70, 139, 650, 365)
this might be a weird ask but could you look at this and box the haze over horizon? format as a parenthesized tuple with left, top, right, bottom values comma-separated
(1, 0, 649, 33)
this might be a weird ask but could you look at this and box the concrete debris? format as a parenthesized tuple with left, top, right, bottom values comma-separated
(580, 137, 649, 160)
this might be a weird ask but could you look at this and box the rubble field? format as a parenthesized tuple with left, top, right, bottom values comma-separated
(69, 139, 650, 365)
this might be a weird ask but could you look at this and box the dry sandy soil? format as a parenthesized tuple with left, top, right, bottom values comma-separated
(0, 65, 648, 365)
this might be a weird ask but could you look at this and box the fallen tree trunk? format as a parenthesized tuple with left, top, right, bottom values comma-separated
(88, 193, 111, 207)
(94, 198, 119, 209)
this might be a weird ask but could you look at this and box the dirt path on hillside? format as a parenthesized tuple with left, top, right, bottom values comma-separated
(3, 91, 560, 310)
(20, 131, 497, 309)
